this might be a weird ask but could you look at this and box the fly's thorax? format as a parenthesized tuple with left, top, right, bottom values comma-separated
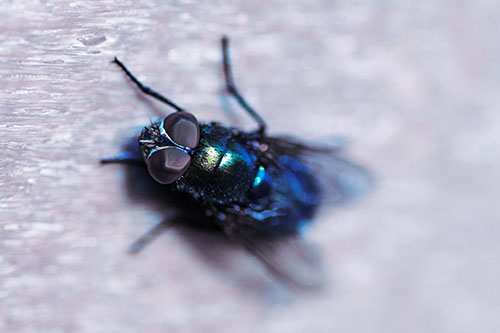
(175, 123, 260, 204)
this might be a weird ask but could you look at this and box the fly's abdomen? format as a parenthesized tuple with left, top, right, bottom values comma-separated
(246, 155, 321, 234)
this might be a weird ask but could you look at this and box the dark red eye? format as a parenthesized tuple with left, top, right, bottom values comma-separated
(147, 147, 191, 184)
(163, 112, 200, 148)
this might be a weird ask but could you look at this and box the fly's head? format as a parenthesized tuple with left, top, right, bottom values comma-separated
(138, 112, 200, 184)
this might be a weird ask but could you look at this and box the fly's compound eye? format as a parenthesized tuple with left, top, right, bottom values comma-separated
(147, 147, 191, 184)
(163, 112, 200, 148)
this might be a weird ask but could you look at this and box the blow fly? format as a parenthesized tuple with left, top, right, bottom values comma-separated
(102, 37, 371, 288)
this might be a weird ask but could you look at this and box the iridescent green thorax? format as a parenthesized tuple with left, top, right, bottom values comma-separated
(175, 122, 259, 205)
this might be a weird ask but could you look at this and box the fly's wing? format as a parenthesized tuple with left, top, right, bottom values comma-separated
(217, 135, 372, 288)
(262, 135, 374, 205)
(213, 137, 373, 289)
(313, 151, 373, 205)
(222, 220, 324, 290)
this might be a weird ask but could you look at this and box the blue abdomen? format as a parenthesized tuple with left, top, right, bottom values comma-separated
(246, 155, 321, 234)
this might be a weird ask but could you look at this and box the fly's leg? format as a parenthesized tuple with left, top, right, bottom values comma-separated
(100, 151, 145, 166)
(128, 219, 170, 254)
(113, 57, 185, 112)
(222, 36, 267, 135)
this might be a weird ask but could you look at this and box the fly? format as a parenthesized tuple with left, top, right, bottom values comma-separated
(101, 36, 371, 288)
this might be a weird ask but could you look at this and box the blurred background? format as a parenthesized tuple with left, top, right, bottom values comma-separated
(1, 0, 499, 332)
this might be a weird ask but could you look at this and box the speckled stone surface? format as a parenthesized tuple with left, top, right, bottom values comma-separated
(1, 1, 499, 332)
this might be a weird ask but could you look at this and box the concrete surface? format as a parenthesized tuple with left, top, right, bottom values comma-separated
(1, 1, 499, 332)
